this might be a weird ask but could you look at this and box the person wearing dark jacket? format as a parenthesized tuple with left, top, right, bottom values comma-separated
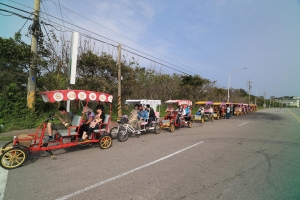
(146, 104, 156, 126)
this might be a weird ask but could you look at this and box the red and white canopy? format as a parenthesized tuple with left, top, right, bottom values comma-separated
(165, 100, 192, 106)
(39, 90, 113, 103)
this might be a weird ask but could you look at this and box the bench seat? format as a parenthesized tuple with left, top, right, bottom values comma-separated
(57, 115, 82, 137)
(93, 114, 110, 133)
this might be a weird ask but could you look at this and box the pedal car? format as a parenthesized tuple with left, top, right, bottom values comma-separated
(110, 99, 162, 140)
(160, 100, 193, 132)
(233, 103, 241, 115)
(212, 102, 226, 120)
(0, 90, 113, 169)
(194, 101, 214, 122)
(192, 102, 206, 124)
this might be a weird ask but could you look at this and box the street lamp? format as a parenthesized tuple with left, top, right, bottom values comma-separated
(227, 68, 247, 102)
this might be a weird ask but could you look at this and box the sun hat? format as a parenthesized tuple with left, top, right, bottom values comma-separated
(82, 107, 93, 113)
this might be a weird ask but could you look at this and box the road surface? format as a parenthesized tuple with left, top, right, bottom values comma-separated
(1, 108, 300, 200)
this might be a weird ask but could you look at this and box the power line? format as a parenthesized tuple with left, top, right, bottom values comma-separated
(125, 0, 233, 71)
(2, 2, 227, 88)
(80, 0, 208, 71)
(56, 0, 65, 29)
(6, 0, 228, 88)
(6, 1, 197, 74)
(0, 8, 31, 19)
(37, 0, 199, 75)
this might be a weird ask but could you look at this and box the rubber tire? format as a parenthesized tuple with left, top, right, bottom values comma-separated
(117, 129, 128, 142)
(170, 124, 175, 132)
(0, 147, 27, 170)
(110, 127, 118, 139)
(154, 124, 161, 134)
(1, 140, 14, 152)
(188, 121, 192, 128)
(99, 134, 112, 149)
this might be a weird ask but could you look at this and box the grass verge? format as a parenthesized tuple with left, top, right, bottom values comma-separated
(0, 136, 13, 141)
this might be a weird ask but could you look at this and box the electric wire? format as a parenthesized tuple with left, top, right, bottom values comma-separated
(35, 0, 199, 75)
(56, 0, 65, 29)
(125, 0, 233, 71)
(19, 14, 32, 32)
(45, 0, 229, 87)
(5, 1, 198, 75)
(1, 2, 227, 88)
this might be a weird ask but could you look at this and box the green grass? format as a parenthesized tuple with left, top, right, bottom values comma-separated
(0, 136, 13, 141)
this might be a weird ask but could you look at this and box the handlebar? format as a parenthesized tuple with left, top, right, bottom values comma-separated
(45, 114, 55, 122)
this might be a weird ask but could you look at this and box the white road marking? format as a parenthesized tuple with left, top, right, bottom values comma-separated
(0, 168, 8, 200)
(56, 141, 204, 200)
(239, 121, 249, 126)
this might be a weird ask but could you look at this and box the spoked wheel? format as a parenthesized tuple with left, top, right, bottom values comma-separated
(117, 129, 128, 142)
(154, 124, 161, 134)
(99, 134, 112, 149)
(188, 121, 192, 128)
(110, 126, 119, 139)
(0, 148, 27, 170)
(169, 124, 175, 132)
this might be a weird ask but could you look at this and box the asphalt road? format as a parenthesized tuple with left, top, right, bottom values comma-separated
(2, 108, 300, 200)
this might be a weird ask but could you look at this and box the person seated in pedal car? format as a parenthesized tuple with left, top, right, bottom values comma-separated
(196, 106, 202, 115)
(146, 104, 156, 126)
(79, 105, 105, 141)
(137, 106, 149, 134)
(78, 107, 95, 138)
(209, 105, 213, 114)
(47, 106, 72, 142)
(165, 104, 174, 119)
(129, 104, 139, 130)
(185, 106, 191, 116)
(175, 105, 186, 124)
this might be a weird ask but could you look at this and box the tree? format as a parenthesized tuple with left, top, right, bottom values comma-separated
(0, 32, 32, 93)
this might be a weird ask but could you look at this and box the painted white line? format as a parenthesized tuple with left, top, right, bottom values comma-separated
(56, 141, 204, 200)
(239, 121, 249, 126)
(0, 168, 8, 200)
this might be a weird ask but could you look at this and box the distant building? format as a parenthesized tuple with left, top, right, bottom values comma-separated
(275, 97, 299, 107)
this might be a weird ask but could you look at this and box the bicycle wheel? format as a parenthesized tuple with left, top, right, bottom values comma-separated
(117, 129, 129, 142)
(110, 126, 119, 139)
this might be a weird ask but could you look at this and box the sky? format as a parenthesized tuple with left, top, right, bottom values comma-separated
(1, 0, 300, 98)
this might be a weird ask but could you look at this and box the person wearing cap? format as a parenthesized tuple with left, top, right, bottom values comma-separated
(78, 107, 95, 138)
(79, 105, 105, 141)
(137, 106, 149, 134)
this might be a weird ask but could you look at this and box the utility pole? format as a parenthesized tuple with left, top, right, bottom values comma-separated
(263, 91, 267, 105)
(247, 79, 252, 104)
(27, 0, 41, 110)
(117, 44, 122, 120)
